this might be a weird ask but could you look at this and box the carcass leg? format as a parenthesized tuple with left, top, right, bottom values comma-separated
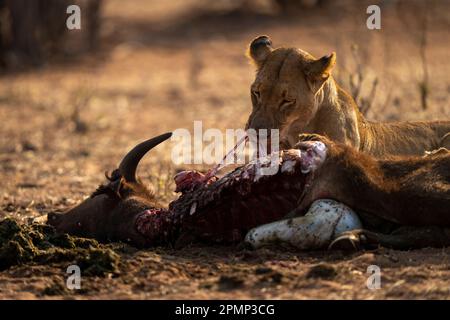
(330, 226, 450, 250)
(244, 199, 362, 250)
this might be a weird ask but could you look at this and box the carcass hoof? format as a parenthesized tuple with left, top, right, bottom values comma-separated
(328, 229, 379, 251)
(328, 232, 362, 251)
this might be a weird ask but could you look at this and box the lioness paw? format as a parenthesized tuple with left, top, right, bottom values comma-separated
(295, 133, 331, 146)
(424, 147, 449, 158)
(294, 140, 328, 174)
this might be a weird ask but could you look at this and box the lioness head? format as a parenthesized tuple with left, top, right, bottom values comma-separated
(245, 35, 336, 147)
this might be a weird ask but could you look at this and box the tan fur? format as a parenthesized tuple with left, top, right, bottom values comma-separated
(245, 36, 450, 157)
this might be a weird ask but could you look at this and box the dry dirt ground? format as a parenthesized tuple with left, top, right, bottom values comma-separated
(0, 0, 449, 299)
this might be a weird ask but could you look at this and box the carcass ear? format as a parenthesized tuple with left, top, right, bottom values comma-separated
(247, 35, 273, 68)
(304, 52, 336, 93)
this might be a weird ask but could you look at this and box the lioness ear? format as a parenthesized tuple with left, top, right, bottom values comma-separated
(304, 52, 336, 93)
(247, 35, 273, 68)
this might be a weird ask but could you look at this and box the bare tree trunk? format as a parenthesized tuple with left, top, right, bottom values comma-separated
(85, 0, 102, 51)
(0, 0, 102, 69)
(0, 0, 6, 67)
(419, 4, 429, 111)
(7, 0, 42, 65)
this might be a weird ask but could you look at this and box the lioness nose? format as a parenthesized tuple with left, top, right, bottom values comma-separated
(245, 119, 273, 135)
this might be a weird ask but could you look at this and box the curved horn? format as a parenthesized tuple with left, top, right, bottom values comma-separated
(119, 132, 172, 183)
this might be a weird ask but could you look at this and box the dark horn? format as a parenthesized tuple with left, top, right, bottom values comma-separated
(119, 132, 172, 183)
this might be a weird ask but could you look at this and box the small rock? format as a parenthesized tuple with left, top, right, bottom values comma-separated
(254, 267, 273, 275)
(306, 263, 337, 280)
(270, 272, 283, 284)
(217, 275, 244, 290)
(19, 141, 38, 152)
(42, 282, 68, 296)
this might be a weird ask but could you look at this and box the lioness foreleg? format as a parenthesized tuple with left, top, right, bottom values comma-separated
(439, 132, 450, 149)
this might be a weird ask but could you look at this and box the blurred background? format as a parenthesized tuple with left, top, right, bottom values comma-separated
(0, 0, 449, 220)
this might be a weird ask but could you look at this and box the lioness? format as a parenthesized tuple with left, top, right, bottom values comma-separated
(245, 35, 450, 157)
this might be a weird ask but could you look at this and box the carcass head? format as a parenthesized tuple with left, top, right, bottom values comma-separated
(47, 132, 172, 246)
